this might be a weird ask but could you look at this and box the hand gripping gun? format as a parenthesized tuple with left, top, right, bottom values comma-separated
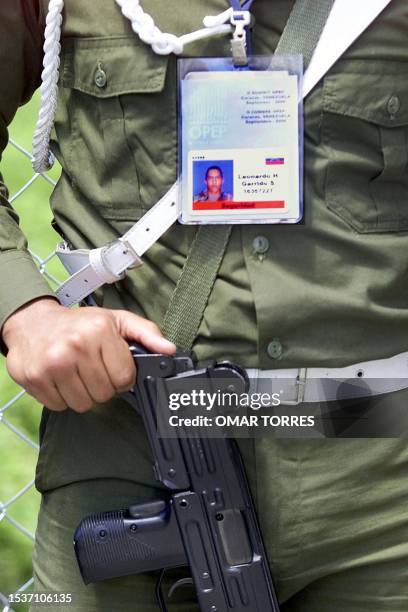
(73, 347, 280, 611)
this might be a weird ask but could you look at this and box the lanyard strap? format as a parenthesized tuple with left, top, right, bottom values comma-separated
(229, 0, 254, 10)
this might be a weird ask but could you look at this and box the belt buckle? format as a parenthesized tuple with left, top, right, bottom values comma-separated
(296, 367, 307, 404)
(115, 237, 143, 270)
(281, 368, 307, 406)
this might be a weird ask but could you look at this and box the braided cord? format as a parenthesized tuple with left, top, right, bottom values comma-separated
(32, 0, 64, 173)
(115, 0, 184, 55)
(115, 0, 232, 54)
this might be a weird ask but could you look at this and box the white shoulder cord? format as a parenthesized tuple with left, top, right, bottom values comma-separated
(32, 0, 63, 173)
(31, 0, 234, 173)
(115, 0, 233, 55)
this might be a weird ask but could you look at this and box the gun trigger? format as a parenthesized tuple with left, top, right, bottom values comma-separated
(167, 577, 194, 599)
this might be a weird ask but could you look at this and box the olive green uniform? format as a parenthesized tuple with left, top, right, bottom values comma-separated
(1, 1, 408, 610)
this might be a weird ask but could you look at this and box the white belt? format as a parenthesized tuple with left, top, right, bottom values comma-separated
(56, 183, 179, 307)
(247, 351, 408, 404)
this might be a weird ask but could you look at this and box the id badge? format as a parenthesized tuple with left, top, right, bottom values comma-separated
(178, 56, 303, 225)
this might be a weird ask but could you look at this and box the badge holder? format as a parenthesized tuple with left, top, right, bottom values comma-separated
(178, 14, 304, 225)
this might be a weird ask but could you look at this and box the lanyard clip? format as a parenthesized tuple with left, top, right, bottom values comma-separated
(230, 10, 251, 67)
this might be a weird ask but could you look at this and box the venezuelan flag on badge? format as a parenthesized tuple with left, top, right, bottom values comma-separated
(265, 157, 285, 165)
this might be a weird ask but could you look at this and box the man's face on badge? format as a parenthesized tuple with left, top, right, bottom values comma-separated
(205, 168, 223, 195)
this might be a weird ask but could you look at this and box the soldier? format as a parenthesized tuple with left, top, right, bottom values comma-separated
(194, 166, 233, 203)
(1, 1, 408, 611)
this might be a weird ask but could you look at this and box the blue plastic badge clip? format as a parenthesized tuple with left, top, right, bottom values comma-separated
(230, 11, 251, 66)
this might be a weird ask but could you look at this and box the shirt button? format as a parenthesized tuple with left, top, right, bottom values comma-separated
(387, 95, 400, 119)
(267, 339, 283, 360)
(95, 64, 107, 88)
(252, 235, 269, 254)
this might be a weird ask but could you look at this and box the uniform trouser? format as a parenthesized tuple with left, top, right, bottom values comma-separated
(31, 391, 408, 612)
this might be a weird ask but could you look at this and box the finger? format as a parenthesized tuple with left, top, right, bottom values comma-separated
(25, 382, 67, 412)
(8, 351, 67, 410)
(54, 370, 94, 413)
(112, 311, 176, 354)
(101, 337, 136, 393)
(76, 349, 117, 403)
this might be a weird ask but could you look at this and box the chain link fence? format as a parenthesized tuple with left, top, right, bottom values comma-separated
(0, 97, 64, 612)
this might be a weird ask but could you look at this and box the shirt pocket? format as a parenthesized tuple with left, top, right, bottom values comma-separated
(57, 36, 176, 220)
(322, 61, 408, 233)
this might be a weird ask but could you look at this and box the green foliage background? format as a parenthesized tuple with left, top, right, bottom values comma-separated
(0, 92, 62, 609)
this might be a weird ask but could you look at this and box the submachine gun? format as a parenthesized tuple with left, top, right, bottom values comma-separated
(73, 346, 280, 611)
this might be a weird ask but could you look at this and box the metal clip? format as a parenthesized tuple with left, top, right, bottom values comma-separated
(279, 368, 308, 406)
(116, 237, 144, 270)
(296, 367, 307, 404)
(230, 10, 251, 67)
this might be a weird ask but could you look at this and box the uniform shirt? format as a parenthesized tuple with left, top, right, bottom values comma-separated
(1, 0, 408, 374)
(2, 0, 408, 494)
(194, 191, 233, 202)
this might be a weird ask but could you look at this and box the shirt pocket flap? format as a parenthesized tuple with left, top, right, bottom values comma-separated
(54, 36, 175, 218)
(321, 61, 408, 233)
(60, 36, 168, 97)
(323, 67, 408, 127)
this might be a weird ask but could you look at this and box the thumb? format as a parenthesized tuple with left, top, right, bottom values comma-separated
(111, 310, 176, 354)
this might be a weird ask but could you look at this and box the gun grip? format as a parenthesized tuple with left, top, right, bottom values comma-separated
(74, 500, 187, 584)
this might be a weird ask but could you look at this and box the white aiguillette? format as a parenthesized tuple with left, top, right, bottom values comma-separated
(178, 55, 303, 225)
